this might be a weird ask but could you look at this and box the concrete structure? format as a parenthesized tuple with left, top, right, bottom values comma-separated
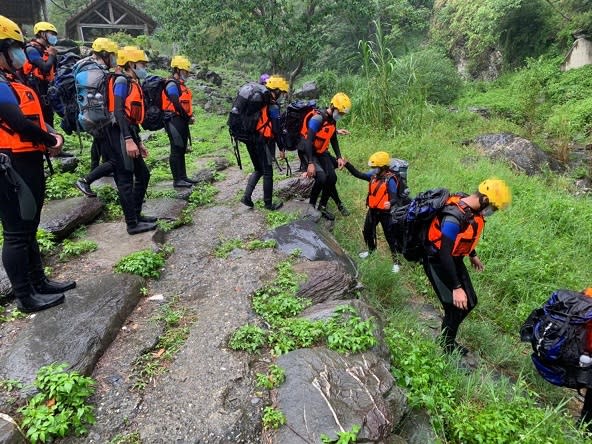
(0, 0, 45, 25)
(561, 37, 592, 71)
(65, 0, 156, 42)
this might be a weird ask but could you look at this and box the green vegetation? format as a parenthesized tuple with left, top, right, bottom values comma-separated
(114, 249, 166, 279)
(18, 363, 96, 443)
(109, 432, 142, 444)
(36, 229, 57, 256)
(325, 306, 377, 354)
(321, 424, 361, 444)
(256, 364, 286, 390)
(229, 324, 267, 353)
(132, 298, 195, 390)
(59, 239, 98, 261)
(0, 306, 26, 324)
(261, 406, 287, 430)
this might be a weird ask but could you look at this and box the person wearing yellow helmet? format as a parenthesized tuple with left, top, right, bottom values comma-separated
(162, 55, 195, 187)
(21, 21, 59, 127)
(74, 37, 119, 199)
(344, 152, 408, 272)
(301, 92, 351, 220)
(0, 16, 74, 313)
(423, 178, 511, 355)
(240, 74, 288, 211)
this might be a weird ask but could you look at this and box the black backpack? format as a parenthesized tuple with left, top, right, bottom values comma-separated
(142, 75, 166, 131)
(48, 52, 81, 135)
(227, 82, 270, 143)
(520, 290, 592, 389)
(279, 99, 317, 151)
(390, 188, 453, 262)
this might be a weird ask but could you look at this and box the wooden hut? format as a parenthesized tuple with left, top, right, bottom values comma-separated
(65, 0, 156, 42)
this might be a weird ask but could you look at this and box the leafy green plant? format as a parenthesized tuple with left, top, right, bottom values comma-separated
(245, 239, 277, 250)
(36, 229, 56, 255)
(96, 186, 124, 220)
(228, 324, 267, 353)
(18, 363, 96, 443)
(59, 239, 98, 261)
(45, 172, 79, 200)
(132, 299, 194, 390)
(265, 211, 298, 229)
(114, 249, 166, 278)
(0, 379, 23, 391)
(256, 364, 286, 389)
(268, 318, 325, 355)
(325, 306, 377, 354)
(321, 424, 361, 443)
(0, 306, 26, 324)
(261, 406, 286, 430)
(188, 183, 218, 207)
(214, 239, 243, 258)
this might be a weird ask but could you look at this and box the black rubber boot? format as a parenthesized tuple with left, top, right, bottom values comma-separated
(138, 215, 158, 223)
(173, 180, 193, 188)
(318, 205, 335, 221)
(264, 201, 283, 211)
(337, 203, 350, 216)
(16, 287, 65, 313)
(33, 277, 76, 294)
(75, 178, 96, 197)
(183, 177, 199, 184)
(127, 221, 157, 235)
(241, 180, 257, 208)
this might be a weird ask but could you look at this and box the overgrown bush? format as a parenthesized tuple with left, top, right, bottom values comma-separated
(114, 249, 166, 278)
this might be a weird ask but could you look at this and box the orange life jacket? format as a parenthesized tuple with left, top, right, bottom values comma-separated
(427, 196, 484, 256)
(367, 173, 398, 210)
(22, 41, 55, 82)
(300, 110, 336, 155)
(161, 79, 193, 116)
(256, 105, 273, 138)
(107, 76, 144, 124)
(0, 73, 47, 153)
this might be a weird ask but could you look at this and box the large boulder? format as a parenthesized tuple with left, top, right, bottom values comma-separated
(40, 196, 104, 240)
(0, 273, 143, 386)
(293, 81, 319, 99)
(474, 133, 562, 175)
(0, 415, 25, 444)
(271, 348, 408, 443)
(294, 260, 358, 304)
(275, 176, 314, 200)
(142, 197, 188, 222)
(265, 219, 356, 275)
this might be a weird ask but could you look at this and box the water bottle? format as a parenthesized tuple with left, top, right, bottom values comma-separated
(580, 353, 592, 368)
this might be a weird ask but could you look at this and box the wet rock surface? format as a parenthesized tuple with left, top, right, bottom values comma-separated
(473, 133, 562, 175)
(0, 161, 436, 443)
(40, 196, 104, 240)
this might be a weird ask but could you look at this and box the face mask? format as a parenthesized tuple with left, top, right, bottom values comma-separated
(47, 34, 58, 46)
(481, 205, 496, 217)
(180, 73, 187, 81)
(7, 47, 26, 69)
(134, 67, 147, 80)
(109, 54, 117, 68)
(333, 110, 342, 121)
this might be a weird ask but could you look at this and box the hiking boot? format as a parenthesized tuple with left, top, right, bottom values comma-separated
(173, 179, 193, 188)
(337, 204, 350, 217)
(359, 251, 370, 259)
(75, 178, 96, 197)
(16, 287, 65, 313)
(138, 215, 158, 223)
(127, 221, 157, 235)
(182, 177, 199, 184)
(318, 206, 335, 221)
(264, 201, 283, 211)
(240, 196, 254, 208)
(444, 341, 469, 356)
(34, 277, 76, 294)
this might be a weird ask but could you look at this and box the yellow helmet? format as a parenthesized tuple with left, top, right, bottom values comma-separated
(368, 151, 391, 168)
(118, 47, 148, 65)
(92, 37, 118, 54)
(478, 178, 512, 210)
(265, 75, 289, 93)
(331, 92, 351, 114)
(33, 22, 57, 35)
(0, 15, 25, 45)
(171, 55, 191, 71)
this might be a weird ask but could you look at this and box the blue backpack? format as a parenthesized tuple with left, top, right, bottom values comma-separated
(520, 289, 592, 389)
(47, 52, 81, 135)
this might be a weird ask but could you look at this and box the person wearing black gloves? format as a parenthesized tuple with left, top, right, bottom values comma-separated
(162, 55, 195, 187)
(0, 16, 75, 313)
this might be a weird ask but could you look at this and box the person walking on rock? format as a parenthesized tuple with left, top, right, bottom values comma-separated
(344, 151, 405, 273)
(240, 75, 288, 211)
(163, 55, 195, 188)
(301, 92, 351, 220)
(0, 16, 75, 313)
(423, 178, 511, 354)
